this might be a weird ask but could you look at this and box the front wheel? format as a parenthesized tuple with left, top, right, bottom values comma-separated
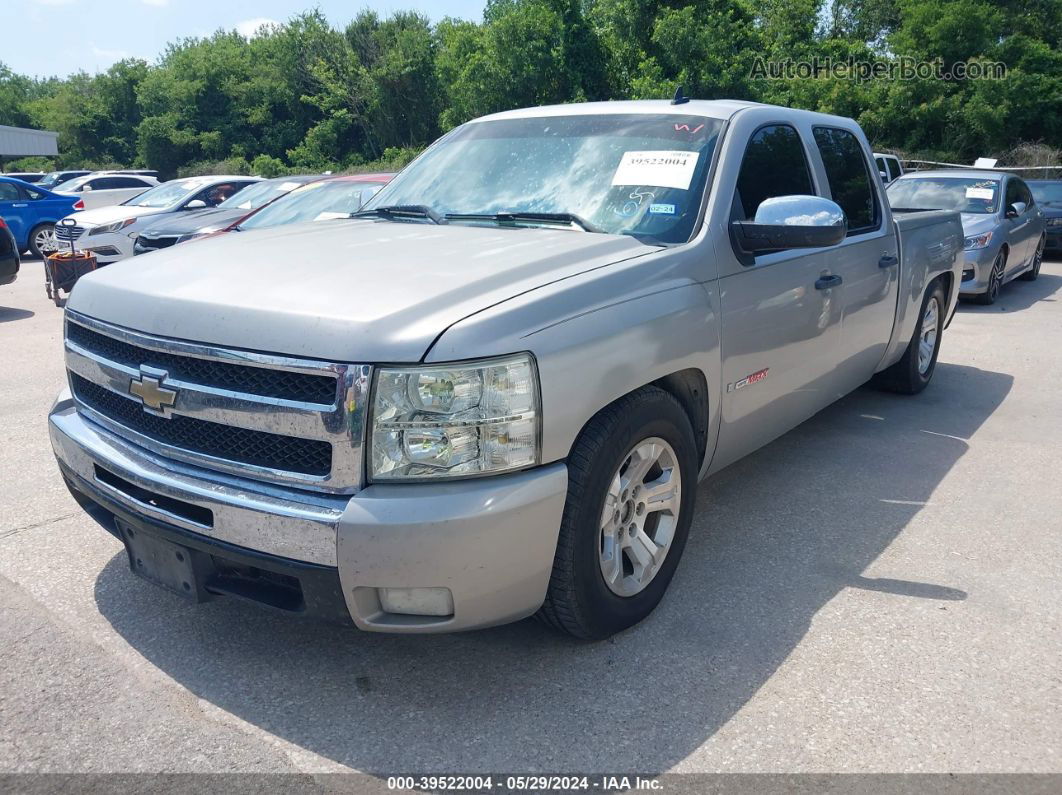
(975, 252, 1005, 305)
(873, 279, 946, 395)
(537, 386, 698, 639)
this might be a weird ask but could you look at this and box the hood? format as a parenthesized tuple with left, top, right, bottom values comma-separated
(960, 213, 998, 235)
(66, 204, 167, 227)
(140, 208, 245, 237)
(68, 219, 659, 362)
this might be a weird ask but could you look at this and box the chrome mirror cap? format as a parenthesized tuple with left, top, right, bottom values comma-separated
(753, 195, 846, 228)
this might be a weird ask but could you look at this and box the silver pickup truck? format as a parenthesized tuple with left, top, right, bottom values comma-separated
(50, 100, 963, 639)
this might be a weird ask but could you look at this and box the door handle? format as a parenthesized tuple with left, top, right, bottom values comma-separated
(878, 255, 898, 268)
(12, 203, 27, 208)
(815, 274, 843, 290)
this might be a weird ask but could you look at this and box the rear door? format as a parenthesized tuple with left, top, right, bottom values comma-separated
(0, 181, 29, 248)
(811, 126, 899, 390)
(713, 122, 845, 466)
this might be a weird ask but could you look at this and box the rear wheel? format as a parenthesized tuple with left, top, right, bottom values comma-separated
(976, 252, 1005, 305)
(28, 223, 55, 260)
(1020, 236, 1044, 281)
(873, 279, 946, 395)
(537, 386, 698, 639)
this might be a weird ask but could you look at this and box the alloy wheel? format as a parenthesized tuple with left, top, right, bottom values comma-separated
(598, 437, 682, 597)
(918, 296, 939, 375)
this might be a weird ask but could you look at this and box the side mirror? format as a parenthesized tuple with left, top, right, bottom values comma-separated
(879, 170, 889, 182)
(1005, 201, 1025, 219)
(80, 184, 92, 192)
(731, 195, 847, 256)
(185, 199, 207, 210)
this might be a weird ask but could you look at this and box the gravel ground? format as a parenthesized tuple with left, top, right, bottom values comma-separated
(0, 254, 1059, 779)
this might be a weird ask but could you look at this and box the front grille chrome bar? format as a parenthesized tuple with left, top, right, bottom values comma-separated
(64, 311, 370, 494)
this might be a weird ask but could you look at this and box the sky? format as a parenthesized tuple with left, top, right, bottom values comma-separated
(7, 0, 487, 79)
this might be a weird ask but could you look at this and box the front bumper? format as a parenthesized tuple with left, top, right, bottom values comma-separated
(959, 246, 997, 295)
(50, 389, 568, 632)
(79, 231, 135, 264)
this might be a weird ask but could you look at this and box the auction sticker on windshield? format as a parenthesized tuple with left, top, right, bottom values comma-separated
(966, 185, 995, 200)
(612, 150, 700, 190)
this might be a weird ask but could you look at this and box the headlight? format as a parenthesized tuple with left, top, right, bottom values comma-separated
(370, 354, 540, 481)
(963, 231, 994, 250)
(88, 218, 136, 235)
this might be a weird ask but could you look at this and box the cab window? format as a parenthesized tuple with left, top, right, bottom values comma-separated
(733, 124, 815, 221)
(813, 127, 879, 234)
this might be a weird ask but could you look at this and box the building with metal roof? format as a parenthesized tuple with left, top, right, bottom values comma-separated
(0, 125, 59, 170)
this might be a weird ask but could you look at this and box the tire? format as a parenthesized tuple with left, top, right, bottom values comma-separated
(975, 251, 1005, 305)
(537, 386, 698, 639)
(28, 223, 55, 260)
(873, 279, 946, 395)
(1020, 236, 1044, 281)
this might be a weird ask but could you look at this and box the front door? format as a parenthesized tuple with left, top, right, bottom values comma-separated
(1003, 177, 1036, 270)
(713, 123, 844, 470)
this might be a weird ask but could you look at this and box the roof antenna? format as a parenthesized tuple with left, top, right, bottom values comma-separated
(671, 85, 689, 105)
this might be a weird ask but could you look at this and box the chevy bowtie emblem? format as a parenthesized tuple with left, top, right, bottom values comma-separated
(128, 367, 178, 417)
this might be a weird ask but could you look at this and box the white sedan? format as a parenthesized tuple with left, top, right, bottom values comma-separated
(54, 175, 260, 263)
(53, 173, 159, 210)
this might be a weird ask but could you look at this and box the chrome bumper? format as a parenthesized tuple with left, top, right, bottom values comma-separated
(51, 387, 570, 632)
(50, 388, 345, 565)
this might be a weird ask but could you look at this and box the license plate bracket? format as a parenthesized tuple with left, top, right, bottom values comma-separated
(116, 520, 204, 602)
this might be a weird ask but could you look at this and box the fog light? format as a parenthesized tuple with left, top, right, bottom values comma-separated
(378, 587, 454, 617)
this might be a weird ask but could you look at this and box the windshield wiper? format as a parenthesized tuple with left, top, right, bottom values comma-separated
(445, 211, 603, 233)
(351, 204, 444, 224)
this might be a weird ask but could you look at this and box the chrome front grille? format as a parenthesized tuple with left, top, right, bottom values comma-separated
(136, 234, 178, 251)
(64, 311, 370, 493)
(55, 224, 85, 242)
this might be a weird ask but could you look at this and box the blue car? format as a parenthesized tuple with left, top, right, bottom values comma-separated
(0, 176, 83, 258)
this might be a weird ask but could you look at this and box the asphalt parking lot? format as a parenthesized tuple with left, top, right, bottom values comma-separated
(1, 254, 1060, 777)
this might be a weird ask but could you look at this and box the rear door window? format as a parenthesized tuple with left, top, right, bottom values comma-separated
(734, 124, 815, 221)
(0, 183, 18, 201)
(109, 177, 148, 189)
(813, 127, 880, 234)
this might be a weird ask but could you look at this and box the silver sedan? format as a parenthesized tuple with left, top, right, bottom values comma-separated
(888, 169, 1046, 304)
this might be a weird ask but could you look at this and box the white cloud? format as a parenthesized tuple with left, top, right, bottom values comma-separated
(235, 17, 281, 38)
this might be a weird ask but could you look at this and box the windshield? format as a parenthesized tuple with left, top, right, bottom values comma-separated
(56, 175, 91, 192)
(1030, 181, 1062, 205)
(887, 176, 1001, 214)
(122, 179, 205, 208)
(38, 171, 66, 188)
(239, 180, 386, 230)
(218, 178, 309, 211)
(365, 113, 723, 244)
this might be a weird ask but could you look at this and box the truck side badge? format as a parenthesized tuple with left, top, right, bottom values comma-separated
(727, 368, 770, 393)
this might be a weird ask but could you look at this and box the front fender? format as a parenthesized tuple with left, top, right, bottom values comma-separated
(425, 253, 721, 471)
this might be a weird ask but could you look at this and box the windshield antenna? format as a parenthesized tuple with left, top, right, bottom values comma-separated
(671, 85, 689, 105)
